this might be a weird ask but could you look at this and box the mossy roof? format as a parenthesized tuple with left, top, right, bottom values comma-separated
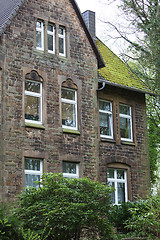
(96, 38, 153, 94)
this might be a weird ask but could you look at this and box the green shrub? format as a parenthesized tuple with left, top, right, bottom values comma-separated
(14, 173, 114, 240)
(0, 203, 40, 240)
(0, 203, 23, 240)
(109, 201, 133, 233)
(125, 195, 160, 238)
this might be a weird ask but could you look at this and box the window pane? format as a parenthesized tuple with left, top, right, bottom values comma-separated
(62, 89, 75, 100)
(36, 31, 42, 48)
(25, 158, 40, 171)
(48, 24, 53, 32)
(119, 104, 130, 115)
(36, 21, 42, 28)
(100, 112, 112, 136)
(59, 38, 64, 54)
(62, 102, 76, 127)
(25, 95, 40, 121)
(48, 34, 53, 51)
(59, 27, 64, 35)
(25, 80, 40, 93)
(25, 174, 40, 189)
(117, 169, 125, 179)
(120, 117, 131, 139)
(99, 101, 111, 111)
(63, 162, 77, 174)
(108, 182, 115, 204)
(107, 168, 114, 178)
(118, 183, 125, 203)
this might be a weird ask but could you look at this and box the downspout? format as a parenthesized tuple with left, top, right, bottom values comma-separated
(97, 81, 105, 91)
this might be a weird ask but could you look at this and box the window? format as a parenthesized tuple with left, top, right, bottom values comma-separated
(99, 100, 113, 138)
(119, 104, 133, 141)
(61, 88, 77, 130)
(63, 162, 79, 178)
(25, 79, 42, 124)
(107, 168, 128, 204)
(36, 20, 66, 57)
(24, 157, 43, 189)
(36, 20, 44, 51)
(47, 23, 55, 54)
(58, 26, 66, 56)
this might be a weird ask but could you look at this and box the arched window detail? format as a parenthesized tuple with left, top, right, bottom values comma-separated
(61, 79, 78, 130)
(24, 70, 43, 124)
(107, 163, 131, 204)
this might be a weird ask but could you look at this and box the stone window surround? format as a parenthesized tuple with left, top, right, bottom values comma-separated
(24, 157, 43, 188)
(22, 150, 47, 188)
(36, 20, 44, 51)
(60, 155, 82, 178)
(99, 99, 113, 139)
(61, 87, 78, 131)
(63, 161, 79, 178)
(25, 79, 42, 124)
(108, 168, 128, 204)
(98, 94, 136, 145)
(58, 75, 82, 134)
(107, 162, 131, 202)
(22, 67, 47, 129)
(119, 103, 133, 142)
(34, 15, 70, 59)
(47, 22, 55, 54)
(118, 101, 135, 144)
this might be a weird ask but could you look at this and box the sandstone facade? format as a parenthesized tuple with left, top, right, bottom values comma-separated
(0, 0, 150, 202)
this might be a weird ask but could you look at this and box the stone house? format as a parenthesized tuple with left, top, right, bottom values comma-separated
(0, 0, 152, 204)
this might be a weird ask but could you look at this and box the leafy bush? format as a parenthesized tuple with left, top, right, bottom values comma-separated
(0, 203, 40, 240)
(14, 173, 114, 240)
(125, 195, 160, 238)
(109, 201, 133, 233)
(0, 203, 23, 239)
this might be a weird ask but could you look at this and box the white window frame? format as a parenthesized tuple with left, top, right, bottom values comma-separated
(63, 162, 79, 178)
(61, 88, 78, 130)
(36, 20, 44, 51)
(107, 168, 128, 205)
(119, 104, 133, 142)
(24, 158, 43, 189)
(47, 23, 55, 54)
(25, 79, 42, 125)
(99, 100, 113, 139)
(58, 26, 66, 57)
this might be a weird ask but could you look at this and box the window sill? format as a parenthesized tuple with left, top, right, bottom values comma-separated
(121, 141, 135, 146)
(62, 128, 80, 135)
(25, 122, 45, 130)
(35, 49, 68, 59)
(100, 138, 116, 143)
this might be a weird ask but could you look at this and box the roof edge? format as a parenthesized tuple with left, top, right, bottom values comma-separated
(98, 78, 156, 96)
(70, 0, 105, 69)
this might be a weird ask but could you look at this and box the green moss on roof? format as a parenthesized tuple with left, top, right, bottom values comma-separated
(96, 38, 151, 93)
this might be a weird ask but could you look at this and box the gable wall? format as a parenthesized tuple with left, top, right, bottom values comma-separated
(0, 0, 99, 200)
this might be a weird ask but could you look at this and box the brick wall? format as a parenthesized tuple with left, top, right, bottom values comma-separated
(0, 0, 99, 200)
(98, 85, 150, 200)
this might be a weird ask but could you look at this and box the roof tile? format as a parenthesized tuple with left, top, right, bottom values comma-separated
(0, 0, 25, 34)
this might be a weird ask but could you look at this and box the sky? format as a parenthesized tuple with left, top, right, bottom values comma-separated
(75, 0, 106, 38)
(75, 0, 115, 37)
(75, 0, 129, 55)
